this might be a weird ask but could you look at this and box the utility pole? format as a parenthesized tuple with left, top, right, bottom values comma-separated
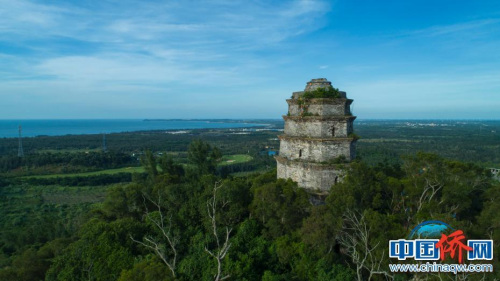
(18, 125, 24, 157)
(102, 133, 107, 152)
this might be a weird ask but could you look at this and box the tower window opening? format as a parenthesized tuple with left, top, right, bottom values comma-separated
(334, 176, 338, 185)
(331, 126, 335, 137)
(299, 149, 302, 158)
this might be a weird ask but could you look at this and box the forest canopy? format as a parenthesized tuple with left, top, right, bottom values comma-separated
(1, 139, 498, 280)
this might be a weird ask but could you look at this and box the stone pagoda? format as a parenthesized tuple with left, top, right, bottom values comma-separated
(275, 78, 357, 193)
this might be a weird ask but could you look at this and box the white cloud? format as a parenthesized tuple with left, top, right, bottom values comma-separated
(0, 0, 332, 91)
(0, 0, 330, 45)
(409, 19, 500, 38)
(33, 54, 240, 87)
(2, 0, 499, 119)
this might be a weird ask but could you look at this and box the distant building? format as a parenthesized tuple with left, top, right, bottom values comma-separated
(275, 78, 357, 193)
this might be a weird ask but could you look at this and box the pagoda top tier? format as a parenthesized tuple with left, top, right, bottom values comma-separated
(291, 78, 347, 99)
(305, 78, 332, 92)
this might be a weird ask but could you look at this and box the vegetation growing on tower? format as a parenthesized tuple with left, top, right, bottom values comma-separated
(301, 86, 341, 99)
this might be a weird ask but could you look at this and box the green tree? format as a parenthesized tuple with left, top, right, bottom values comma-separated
(158, 154, 184, 183)
(118, 256, 174, 281)
(402, 152, 490, 224)
(251, 178, 309, 239)
(224, 219, 271, 280)
(141, 150, 158, 181)
(101, 183, 144, 220)
(45, 218, 144, 281)
(187, 139, 221, 177)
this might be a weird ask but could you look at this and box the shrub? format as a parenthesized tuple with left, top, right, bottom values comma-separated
(302, 86, 341, 99)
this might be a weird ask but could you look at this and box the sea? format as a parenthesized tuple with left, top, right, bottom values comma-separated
(0, 119, 269, 138)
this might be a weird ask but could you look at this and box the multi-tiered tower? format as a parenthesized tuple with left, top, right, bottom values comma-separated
(276, 78, 357, 193)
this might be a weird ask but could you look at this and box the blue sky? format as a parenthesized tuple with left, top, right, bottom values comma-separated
(1, 0, 500, 119)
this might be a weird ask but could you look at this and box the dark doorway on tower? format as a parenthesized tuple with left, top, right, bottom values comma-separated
(334, 176, 338, 184)
(299, 149, 302, 158)
(331, 126, 335, 137)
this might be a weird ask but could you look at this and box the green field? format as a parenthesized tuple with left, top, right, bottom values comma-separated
(20, 154, 253, 179)
(219, 154, 253, 166)
(36, 148, 101, 153)
(22, 166, 144, 179)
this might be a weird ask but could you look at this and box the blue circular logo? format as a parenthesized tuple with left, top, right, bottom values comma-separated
(408, 220, 454, 239)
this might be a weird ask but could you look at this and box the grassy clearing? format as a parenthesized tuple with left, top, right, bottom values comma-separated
(22, 166, 144, 179)
(231, 168, 271, 177)
(18, 154, 253, 179)
(40, 185, 111, 204)
(36, 148, 101, 153)
(359, 138, 420, 143)
(219, 154, 253, 166)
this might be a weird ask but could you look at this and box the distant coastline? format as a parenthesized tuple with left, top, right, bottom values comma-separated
(143, 118, 281, 123)
(0, 119, 278, 139)
(2, 119, 498, 139)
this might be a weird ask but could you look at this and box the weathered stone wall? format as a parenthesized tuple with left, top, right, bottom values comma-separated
(279, 136, 355, 162)
(276, 156, 345, 192)
(284, 116, 355, 138)
(305, 78, 332, 92)
(292, 91, 304, 99)
(287, 99, 353, 116)
(292, 91, 347, 99)
(276, 78, 356, 194)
